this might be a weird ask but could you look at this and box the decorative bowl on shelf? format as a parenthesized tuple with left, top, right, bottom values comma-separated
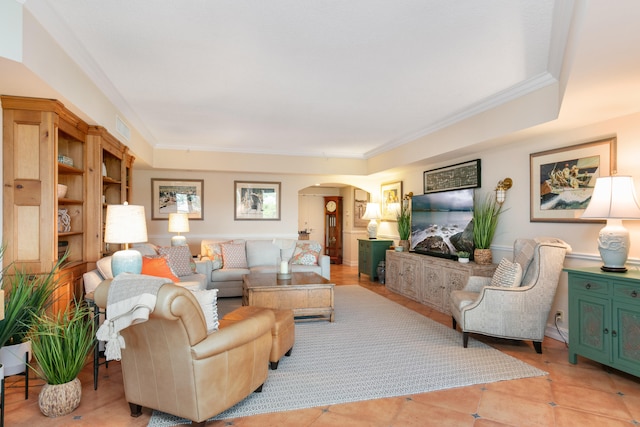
(57, 184, 68, 199)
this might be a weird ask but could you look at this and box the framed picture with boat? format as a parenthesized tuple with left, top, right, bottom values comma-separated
(529, 137, 617, 222)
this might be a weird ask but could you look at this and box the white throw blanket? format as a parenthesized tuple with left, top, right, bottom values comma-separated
(96, 273, 171, 361)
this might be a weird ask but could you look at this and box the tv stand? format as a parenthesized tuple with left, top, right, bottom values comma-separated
(385, 251, 496, 314)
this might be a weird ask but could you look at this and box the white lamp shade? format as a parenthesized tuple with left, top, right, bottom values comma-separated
(362, 203, 382, 220)
(582, 176, 640, 219)
(168, 213, 190, 233)
(104, 203, 148, 244)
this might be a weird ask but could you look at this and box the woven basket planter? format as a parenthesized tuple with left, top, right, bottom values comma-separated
(39, 378, 82, 417)
(473, 248, 493, 265)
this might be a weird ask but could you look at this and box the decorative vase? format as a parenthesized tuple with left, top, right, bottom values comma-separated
(377, 261, 386, 284)
(39, 377, 82, 417)
(399, 240, 410, 252)
(474, 248, 493, 265)
(458, 257, 470, 264)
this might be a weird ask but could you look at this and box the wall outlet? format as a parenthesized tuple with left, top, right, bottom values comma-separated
(555, 310, 564, 323)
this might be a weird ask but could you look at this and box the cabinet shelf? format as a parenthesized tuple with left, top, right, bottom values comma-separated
(57, 198, 83, 205)
(58, 163, 84, 175)
(102, 177, 121, 185)
(58, 231, 84, 237)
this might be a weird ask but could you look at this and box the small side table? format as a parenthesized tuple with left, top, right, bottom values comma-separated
(85, 292, 109, 390)
(358, 239, 393, 281)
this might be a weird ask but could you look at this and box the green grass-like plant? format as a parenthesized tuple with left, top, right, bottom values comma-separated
(472, 193, 503, 249)
(28, 300, 95, 385)
(397, 198, 411, 241)
(0, 247, 63, 348)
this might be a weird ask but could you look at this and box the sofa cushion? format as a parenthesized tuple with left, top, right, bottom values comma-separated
(211, 268, 249, 282)
(246, 240, 290, 268)
(221, 242, 248, 268)
(141, 256, 179, 282)
(292, 241, 322, 266)
(190, 289, 219, 333)
(204, 241, 229, 270)
(158, 245, 195, 277)
(490, 258, 523, 288)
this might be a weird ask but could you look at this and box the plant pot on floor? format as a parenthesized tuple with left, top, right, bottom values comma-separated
(474, 248, 493, 265)
(39, 378, 82, 417)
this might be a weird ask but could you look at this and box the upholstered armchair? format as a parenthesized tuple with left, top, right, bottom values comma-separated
(94, 280, 275, 426)
(450, 237, 571, 354)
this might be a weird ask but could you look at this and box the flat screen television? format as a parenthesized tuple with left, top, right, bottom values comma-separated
(410, 189, 475, 259)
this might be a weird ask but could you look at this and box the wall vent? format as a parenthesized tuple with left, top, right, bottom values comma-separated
(116, 115, 131, 141)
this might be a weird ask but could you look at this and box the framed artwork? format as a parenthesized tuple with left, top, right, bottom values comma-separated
(354, 189, 370, 228)
(151, 179, 204, 220)
(381, 181, 402, 221)
(234, 181, 281, 220)
(530, 137, 617, 222)
(423, 159, 481, 194)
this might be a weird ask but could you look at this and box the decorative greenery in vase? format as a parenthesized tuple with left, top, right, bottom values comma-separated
(397, 192, 413, 251)
(472, 193, 503, 249)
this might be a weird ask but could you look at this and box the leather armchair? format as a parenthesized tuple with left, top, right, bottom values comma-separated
(450, 238, 571, 354)
(94, 280, 275, 426)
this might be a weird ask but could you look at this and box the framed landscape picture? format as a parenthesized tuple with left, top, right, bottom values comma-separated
(151, 179, 204, 220)
(234, 181, 281, 220)
(530, 137, 616, 222)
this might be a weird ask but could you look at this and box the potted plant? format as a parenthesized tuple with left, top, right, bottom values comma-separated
(0, 248, 62, 376)
(472, 193, 503, 265)
(456, 251, 470, 263)
(28, 300, 95, 417)
(396, 192, 413, 252)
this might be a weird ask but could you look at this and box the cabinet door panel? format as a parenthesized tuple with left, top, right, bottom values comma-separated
(613, 301, 640, 375)
(574, 293, 610, 364)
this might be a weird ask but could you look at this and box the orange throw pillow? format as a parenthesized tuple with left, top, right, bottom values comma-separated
(141, 256, 179, 282)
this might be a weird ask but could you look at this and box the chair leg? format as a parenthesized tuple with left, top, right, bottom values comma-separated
(463, 332, 469, 348)
(285, 347, 293, 357)
(191, 422, 206, 427)
(270, 360, 279, 370)
(254, 383, 264, 393)
(451, 316, 457, 330)
(129, 403, 142, 417)
(533, 341, 543, 354)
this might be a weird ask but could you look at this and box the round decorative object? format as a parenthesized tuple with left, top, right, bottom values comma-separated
(57, 184, 68, 199)
(458, 257, 469, 264)
(377, 261, 386, 284)
(58, 209, 71, 233)
(39, 378, 82, 417)
(326, 200, 337, 212)
(474, 248, 493, 265)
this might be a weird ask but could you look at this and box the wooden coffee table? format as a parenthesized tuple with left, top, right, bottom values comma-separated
(242, 272, 335, 322)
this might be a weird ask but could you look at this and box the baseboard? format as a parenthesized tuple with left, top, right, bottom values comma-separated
(545, 323, 569, 345)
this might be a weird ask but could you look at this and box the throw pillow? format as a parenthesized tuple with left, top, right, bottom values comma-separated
(141, 256, 179, 282)
(292, 241, 322, 265)
(158, 245, 195, 277)
(221, 242, 248, 268)
(190, 289, 219, 334)
(204, 241, 227, 270)
(490, 258, 523, 288)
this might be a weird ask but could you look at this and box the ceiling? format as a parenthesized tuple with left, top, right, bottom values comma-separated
(11, 1, 640, 164)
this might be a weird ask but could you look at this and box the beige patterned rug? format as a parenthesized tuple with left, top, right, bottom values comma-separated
(148, 285, 546, 425)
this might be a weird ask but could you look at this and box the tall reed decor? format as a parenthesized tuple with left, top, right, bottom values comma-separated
(472, 193, 503, 264)
(29, 300, 95, 417)
(397, 192, 413, 252)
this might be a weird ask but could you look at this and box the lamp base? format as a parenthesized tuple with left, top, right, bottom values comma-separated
(601, 265, 628, 273)
(367, 220, 378, 239)
(171, 235, 187, 246)
(111, 249, 143, 276)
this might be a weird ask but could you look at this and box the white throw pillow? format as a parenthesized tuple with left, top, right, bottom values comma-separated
(490, 258, 523, 288)
(190, 289, 219, 334)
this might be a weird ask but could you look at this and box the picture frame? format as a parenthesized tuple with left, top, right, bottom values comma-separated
(381, 181, 402, 221)
(530, 137, 617, 223)
(423, 159, 481, 194)
(354, 188, 370, 228)
(151, 178, 204, 220)
(234, 181, 281, 220)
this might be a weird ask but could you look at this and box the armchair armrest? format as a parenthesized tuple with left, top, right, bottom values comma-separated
(319, 254, 331, 280)
(191, 309, 275, 360)
(194, 258, 212, 278)
(464, 276, 492, 293)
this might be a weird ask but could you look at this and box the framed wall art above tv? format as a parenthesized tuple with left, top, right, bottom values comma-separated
(423, 159, 481, 194)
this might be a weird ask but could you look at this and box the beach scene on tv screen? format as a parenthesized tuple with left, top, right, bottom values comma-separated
(410, 189, 474, 257)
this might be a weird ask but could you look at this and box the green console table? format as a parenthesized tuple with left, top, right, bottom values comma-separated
(566, 267, 640, 378)
(358, 239, 393, 281)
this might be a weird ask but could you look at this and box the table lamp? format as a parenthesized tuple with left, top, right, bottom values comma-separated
(362, 202, 382, 239)
(104, 202, 148, 276)
(581, 175, 640, 272)
(168, 213, 190, 246)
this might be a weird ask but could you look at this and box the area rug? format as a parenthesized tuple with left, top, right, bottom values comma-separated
(148, 285, 546, 426)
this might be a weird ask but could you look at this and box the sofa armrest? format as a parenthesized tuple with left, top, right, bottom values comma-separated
(319, 254, 331, 280)
(194, 258, 213, 277)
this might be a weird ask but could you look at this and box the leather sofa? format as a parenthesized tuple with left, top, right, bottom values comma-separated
(200, 239, 330, 297)
(94, 279, 275, 425)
